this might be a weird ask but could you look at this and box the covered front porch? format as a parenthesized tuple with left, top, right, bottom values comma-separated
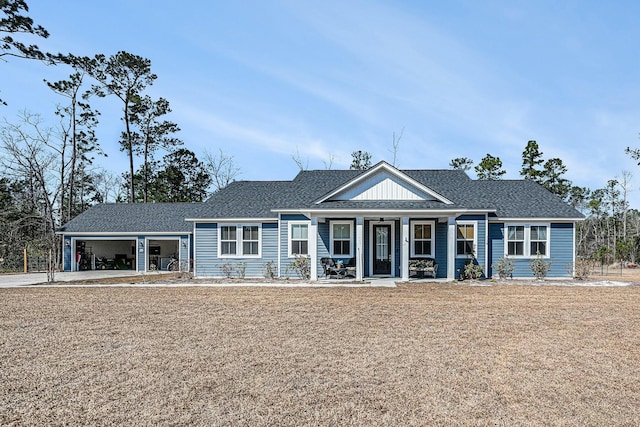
(308, 214, 472, 282)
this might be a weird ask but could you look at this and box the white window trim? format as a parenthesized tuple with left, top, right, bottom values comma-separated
(330, 220, 354, 258)
(504, 223, 550, 258)
(410, 220, 436, 258)
(217, 223, 262, 258)
(288, 221, 310, 258)
(456, 221, 478, 259)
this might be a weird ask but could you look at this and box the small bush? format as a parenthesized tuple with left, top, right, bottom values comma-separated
(220, 263, 234, 279)
(492, 257, 515, 280)
(289, 255, 310, 280)
(236, 262, 247, 279)
(264, 260, 276, 279)
(569, 258, 592, 280)
(464, 262, 484, 280)
(530, 254, 552, 280)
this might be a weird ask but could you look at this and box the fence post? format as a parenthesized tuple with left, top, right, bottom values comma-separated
(23, 248, 27, 273)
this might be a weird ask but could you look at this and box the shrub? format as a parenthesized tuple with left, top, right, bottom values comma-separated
(530, 254, 552, 280)
(289, 255, 310, 280)
(492, 256, 515, 280)
(220, 263, 234, 279)
(236, 262, 247, 279)
(264, 260, 276, 279)
(569, 258, 592, 280)
(463, 261, 484, 280)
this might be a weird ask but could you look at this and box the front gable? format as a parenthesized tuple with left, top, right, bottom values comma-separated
(316, 161, 453, 204)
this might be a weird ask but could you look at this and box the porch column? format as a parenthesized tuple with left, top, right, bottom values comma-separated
(310, 217, 318, 281)
(401, 216, 409, 281)
(356, 216, 364, 281)
(447, 216, 456, 279)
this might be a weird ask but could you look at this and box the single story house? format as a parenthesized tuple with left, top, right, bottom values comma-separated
(58, 161, 584, 280)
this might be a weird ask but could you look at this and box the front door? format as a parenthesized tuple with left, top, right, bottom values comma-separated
(373, 224, 391, 275)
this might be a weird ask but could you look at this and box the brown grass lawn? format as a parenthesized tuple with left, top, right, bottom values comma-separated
(1, 284, 639, 426)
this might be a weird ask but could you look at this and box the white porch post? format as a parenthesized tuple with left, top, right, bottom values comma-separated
(309, 217, 318, 281)
(401, 216, 409, 281)
(447, 216, 456, 280)
(356, 216, 364, 281)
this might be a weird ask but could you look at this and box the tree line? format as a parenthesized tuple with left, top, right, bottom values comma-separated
(1, 1, 638, 273)
(0, 1, 239, 271)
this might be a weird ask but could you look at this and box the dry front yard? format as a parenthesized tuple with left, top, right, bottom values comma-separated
(1, 284, 639, 425)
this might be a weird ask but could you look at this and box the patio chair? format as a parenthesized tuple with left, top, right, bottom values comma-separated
(320, 257, 345, 279)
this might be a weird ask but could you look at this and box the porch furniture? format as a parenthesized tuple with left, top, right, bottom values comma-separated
(321, 257, 346, 278)
(409, 258, 438, 278)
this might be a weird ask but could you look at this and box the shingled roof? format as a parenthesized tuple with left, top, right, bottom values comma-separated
(59, 166, 583, 233)
(191, 166, 583, 219)
(57, 203, 199, 233)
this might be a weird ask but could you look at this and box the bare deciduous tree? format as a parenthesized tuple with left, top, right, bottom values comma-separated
(203, 148, 241, 193)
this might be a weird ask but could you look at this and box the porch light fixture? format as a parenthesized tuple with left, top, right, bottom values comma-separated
(181, 241, 187, 248)
(65, 240, 70, 247)
(139, 241, 144, 247)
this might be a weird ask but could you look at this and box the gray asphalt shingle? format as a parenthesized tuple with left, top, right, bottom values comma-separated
(60, 165, 583, 234)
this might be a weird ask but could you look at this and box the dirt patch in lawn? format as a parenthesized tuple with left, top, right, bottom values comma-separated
(1, 285, 639, 426)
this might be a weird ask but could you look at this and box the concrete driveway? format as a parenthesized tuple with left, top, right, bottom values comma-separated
(0, 270, 144, 287)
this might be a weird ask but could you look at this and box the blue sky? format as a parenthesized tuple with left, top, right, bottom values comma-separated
(3, 1, 640, 198)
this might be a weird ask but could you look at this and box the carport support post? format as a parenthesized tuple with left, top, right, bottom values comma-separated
(356, 216, 363, 281)
(447, 216, 456, 280)
(401, 216, 409, 281)
(309, 217, 318, 280)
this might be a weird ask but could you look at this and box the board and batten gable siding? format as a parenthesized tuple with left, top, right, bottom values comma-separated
(194, 222, 278, 278)
(487, 222, 574, 278)
(336, 170, 436, 201)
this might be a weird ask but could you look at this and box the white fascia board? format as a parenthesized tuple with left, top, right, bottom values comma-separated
(313, 162, 454, 205)
(186, 218, 278, 223)
(57, 231, 189, 236)
(274, 208, 495, 216)
(489, 217, 584, 222)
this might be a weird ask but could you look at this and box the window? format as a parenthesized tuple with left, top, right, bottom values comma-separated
(507, 226, 525, 256)
(220, 225, 237, 255)
(411, 221, 435, 257)
(456, 223, 475, 257)
(331, 222, 352, 257)
(289, 222, 309, 256)
(505, 224, 549, 257)
(242, 226, 259, 255)
(530, 225, 548, 256)
(218, 224, 261, 257)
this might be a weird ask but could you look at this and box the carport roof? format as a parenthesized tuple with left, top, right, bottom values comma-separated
(57, 203, 198, 234)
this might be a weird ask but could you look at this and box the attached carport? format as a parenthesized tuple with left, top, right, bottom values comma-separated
(57, 203, 198, 274)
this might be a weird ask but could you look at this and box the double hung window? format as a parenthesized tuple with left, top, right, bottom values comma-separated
(505, 224, 549, 257)
(289, 222, 309, 256)
(218, 224, 261, 257)
(331, 222, 353, 257)
(456, 223, 476, 257)
(411, 221, 435, 257)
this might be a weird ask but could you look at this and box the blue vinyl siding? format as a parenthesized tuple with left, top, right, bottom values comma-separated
(316, 222, 331, 279)
(280, 214, 310, 278)
(549, 223, 574, 277)
(363, 220, 370, 277)
(455, 215, 487, 278)
(195, 222, 277, 278)
(488, 222, 574, 278)
(435, 221, 448, 278)
(63, 237, 72, 271)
